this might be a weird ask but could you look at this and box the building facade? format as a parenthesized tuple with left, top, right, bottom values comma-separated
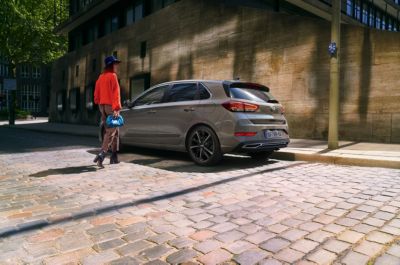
(0, 55, 10, 111)
(16, 64, 52, 116)
(51, 0, 400, 143)
(0, 54, 51, 116)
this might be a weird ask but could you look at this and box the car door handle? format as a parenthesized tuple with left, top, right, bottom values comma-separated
(184, 108, 195, 112)
(147, 110, 157, 114)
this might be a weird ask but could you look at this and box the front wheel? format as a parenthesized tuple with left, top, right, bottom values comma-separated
(187, 125, 223, 166)
(248, 151, 273, 160)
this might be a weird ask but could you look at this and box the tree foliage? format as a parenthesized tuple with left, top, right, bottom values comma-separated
(0, 0, 68, 71)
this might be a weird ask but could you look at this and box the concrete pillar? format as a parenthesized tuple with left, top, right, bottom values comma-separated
(328, 0, 341, 149)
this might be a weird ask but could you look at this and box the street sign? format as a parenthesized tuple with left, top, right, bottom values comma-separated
(4, 79, 17, 91)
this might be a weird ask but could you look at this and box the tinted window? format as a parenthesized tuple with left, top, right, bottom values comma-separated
(167, 83, 197, 102)
(135, 85, 166, 106)
(229, 87, 277, 103)
(199, 83, 211, 100)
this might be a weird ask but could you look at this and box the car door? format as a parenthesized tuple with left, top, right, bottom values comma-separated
(152, 82, 199, 146)
(120, 85, 168, 144)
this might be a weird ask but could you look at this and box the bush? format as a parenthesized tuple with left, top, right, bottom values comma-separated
(0, 109, 31, 121)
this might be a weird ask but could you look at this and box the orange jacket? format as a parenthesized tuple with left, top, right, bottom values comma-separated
(94, 70, 122, 111)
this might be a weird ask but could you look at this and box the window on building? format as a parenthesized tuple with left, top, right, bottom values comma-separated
(376, 11, 381, 29)
(70, 88, 80, 111)
(354, 0, 361, 21)
(140, 41, 147, 58)
(85, 85, 94, 110)
(104, 18, 111, 35)
(20, 84, 40, 113)
(87, 24, 98, 43)
(129, 74, 150, 100)
(369, 8, 374, 27)
(127, 7, 134, 25)
(57, 91, 65, 111)
(388, 18, 393, 31)
(75, 32, 82, 49)
(62, 70, 66, 82)
(382, 15, 386, 29)
(362, 3, 368, 24)
(75, 65, 79, 77)
(32, 66, 41, 79)
(21, 65, 29, 78)
(135, 1, 144, 22)
(111, 15, 119, 32)
(346, 0, 353, 16)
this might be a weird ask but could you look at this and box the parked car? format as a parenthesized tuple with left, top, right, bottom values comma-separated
(100, 80, 290, 166)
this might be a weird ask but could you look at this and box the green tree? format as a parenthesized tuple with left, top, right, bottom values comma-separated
(0, 0, 68, 74)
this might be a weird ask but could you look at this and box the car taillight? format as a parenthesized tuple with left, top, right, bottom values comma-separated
(235, 132, 257, 137)
(222, 101, 259, 112)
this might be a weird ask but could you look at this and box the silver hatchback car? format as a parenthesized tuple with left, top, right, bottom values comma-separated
(112, 80, 289, 166)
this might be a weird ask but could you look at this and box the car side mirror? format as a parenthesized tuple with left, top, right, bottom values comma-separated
(123, 100, 134, 109)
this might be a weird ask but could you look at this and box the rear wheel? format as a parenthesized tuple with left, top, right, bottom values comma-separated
(187, 125, 223, 166)
(248, 151, 273, 160)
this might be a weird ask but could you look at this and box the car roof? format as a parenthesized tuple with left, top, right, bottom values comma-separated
(155, 79, 264, 86)
(154, 80, 269, 91)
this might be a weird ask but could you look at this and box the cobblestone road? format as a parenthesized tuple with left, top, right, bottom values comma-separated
(0, 128, 400, 265)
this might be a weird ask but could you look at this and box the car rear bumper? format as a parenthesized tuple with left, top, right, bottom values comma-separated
(234, 139, 289, 153)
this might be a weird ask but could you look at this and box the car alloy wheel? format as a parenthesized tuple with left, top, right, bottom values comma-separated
(187, 125, 222, 166)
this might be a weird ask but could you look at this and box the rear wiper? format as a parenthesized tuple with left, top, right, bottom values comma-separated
(267, 99, 279, 103)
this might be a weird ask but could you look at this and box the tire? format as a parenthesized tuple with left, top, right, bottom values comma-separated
(186, 125, 223, 166)
(249, 151, 273, 160)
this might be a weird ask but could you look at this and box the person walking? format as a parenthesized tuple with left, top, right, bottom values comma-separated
(93, 55, 122, 167)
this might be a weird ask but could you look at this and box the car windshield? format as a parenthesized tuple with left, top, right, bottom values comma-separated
(229, 87, 278, 103)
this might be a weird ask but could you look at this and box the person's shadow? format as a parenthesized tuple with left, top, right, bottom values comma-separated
(30, 166, 98, 178)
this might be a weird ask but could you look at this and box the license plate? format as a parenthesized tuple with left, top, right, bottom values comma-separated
(264, 130, 284, 139)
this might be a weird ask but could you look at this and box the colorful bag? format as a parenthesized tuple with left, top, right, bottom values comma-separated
(106, 115, 124, 128)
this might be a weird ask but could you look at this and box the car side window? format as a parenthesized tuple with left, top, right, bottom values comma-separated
(198, 83, 211, 100)
(135, 85, 167, 106)
(166, 83, 197, 102)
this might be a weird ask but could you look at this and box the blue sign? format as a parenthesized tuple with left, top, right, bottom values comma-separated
(328, 42, 337, 56)
(4, 79, 16, 91)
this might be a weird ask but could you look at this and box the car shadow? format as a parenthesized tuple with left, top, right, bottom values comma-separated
(87, 146, 278, 173)
(29, 166, 98, 178)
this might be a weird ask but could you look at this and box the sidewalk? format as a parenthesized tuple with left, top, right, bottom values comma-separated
(0, 118, 98, 138)
(272, 139, 400, 169)
(3, 119, 400, 169)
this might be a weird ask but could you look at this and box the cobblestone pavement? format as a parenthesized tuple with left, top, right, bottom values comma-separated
(1, 128, 400, 265)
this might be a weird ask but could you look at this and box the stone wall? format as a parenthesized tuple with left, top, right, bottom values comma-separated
(50, 0, 400, 143)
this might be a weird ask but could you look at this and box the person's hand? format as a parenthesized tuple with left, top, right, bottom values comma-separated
(113, 110, 120, 118)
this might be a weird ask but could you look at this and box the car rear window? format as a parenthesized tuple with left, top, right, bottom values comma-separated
(229, 86, 278, 103)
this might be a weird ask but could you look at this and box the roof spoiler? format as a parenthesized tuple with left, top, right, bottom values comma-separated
(223, 81, 270, 92)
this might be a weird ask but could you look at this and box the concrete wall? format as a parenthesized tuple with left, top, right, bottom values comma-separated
(50, 0, 400, 143)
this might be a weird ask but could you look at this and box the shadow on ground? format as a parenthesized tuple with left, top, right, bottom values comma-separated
(0, 127, 98, 154)
(29, 166, 98, 178)
(87, 146, 278, 173)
